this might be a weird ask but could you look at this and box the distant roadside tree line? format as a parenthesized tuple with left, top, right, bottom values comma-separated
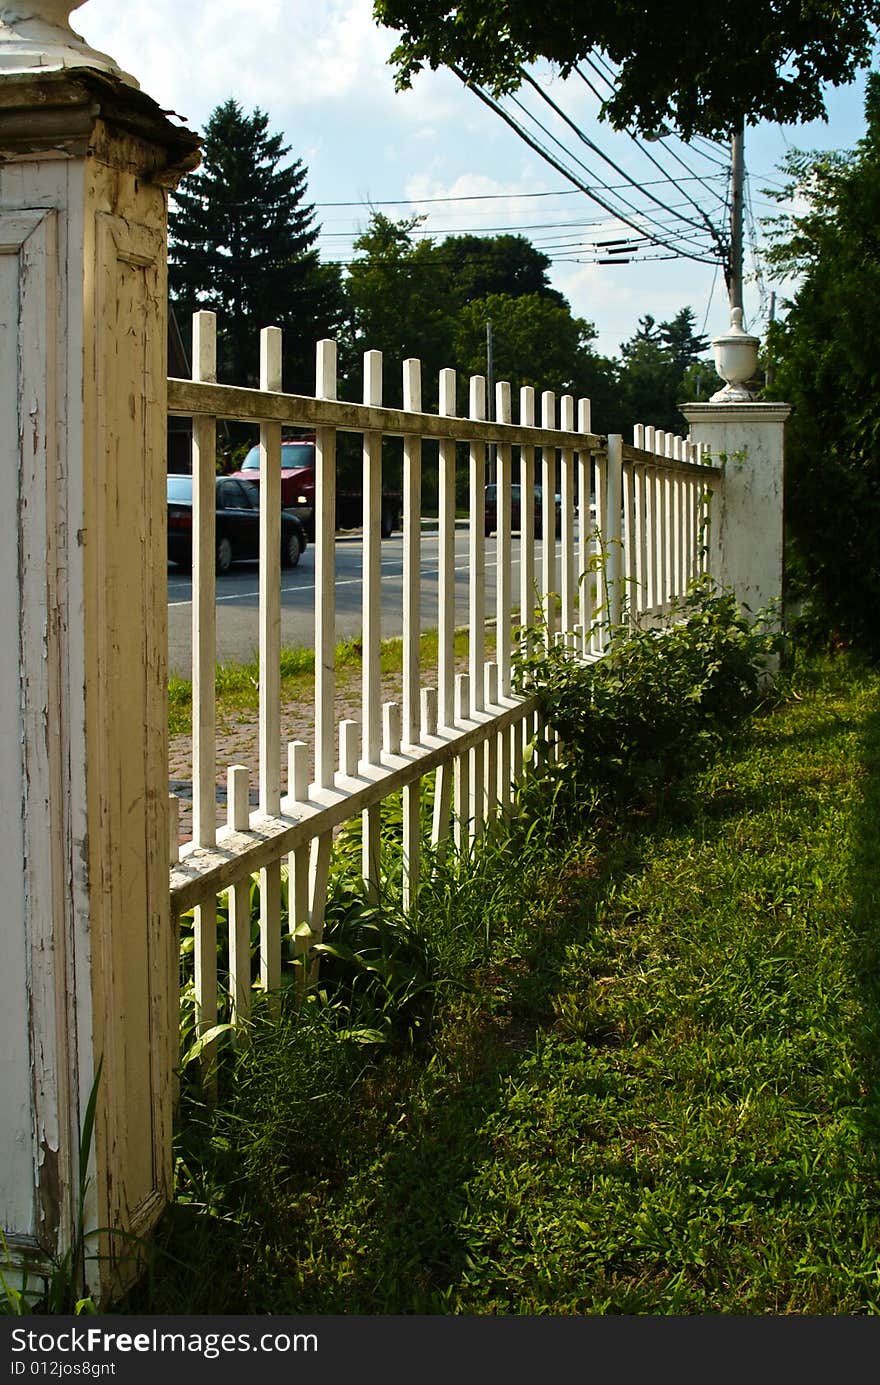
(169, 99, 711, 448)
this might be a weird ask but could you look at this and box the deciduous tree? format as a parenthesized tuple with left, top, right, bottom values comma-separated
(373, 0, 880, 138)
(343, 215, 612, 412)
(765, 78, 880, 654)
(454, 291, 615, 420)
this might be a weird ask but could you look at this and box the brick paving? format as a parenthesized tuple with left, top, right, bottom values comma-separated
(170, 665, 433, 843)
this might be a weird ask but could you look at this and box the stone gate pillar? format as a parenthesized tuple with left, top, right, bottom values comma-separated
(0, 3, 199, 1302)
(681, 402, 791, 617)
(683, 311, 791, 617)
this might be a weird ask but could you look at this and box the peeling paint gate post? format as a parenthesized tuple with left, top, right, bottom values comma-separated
(0, 4, 199, 1301)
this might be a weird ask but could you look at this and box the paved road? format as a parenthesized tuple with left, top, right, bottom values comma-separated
(167, 525, 562, 676)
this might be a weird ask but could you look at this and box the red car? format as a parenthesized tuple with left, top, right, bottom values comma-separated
(230, 439, 316, 516)
(230, 438, 403, 539)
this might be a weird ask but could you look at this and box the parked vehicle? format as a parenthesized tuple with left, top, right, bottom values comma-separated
(167, 474, 308, 575)
(230, 438, 403, 540)
(484, 483, 562, 539)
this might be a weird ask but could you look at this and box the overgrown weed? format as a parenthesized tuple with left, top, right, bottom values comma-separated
(124, 594, 880, 1313)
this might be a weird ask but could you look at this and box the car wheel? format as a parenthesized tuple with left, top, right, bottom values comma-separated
(282, 530, 302, 569)
(215, 534, 233, 575)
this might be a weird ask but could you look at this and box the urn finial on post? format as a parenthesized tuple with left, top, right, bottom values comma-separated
(710, 306, 760, 402)
(0, 0, 138, 84)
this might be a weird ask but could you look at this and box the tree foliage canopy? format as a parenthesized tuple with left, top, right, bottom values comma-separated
(343, 213, 615, 413)
(765, 76, 880, 655)
(373, 0, 880, 138)
(169, 99, 345, 391)
(437, 232, 565, 304)
(606, 308, 711, 437)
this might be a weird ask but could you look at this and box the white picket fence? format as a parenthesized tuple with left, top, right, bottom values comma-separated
(167, 311, 721, 1041)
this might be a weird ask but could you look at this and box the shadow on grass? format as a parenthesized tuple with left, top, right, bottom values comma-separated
(127, 668, 880, 1315)
(850, 693, 880, 1158)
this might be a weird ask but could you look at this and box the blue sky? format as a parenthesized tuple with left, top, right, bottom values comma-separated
(78, 0, 871, 371)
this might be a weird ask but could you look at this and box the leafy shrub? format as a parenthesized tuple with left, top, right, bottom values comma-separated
(516, 576, 782, 807)
(313, 878, 442, 1046)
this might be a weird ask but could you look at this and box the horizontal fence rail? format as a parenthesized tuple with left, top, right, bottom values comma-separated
(167, 311, 722, 1045)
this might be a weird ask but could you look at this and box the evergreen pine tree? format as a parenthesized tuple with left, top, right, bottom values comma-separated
(169, 99, 345, 391)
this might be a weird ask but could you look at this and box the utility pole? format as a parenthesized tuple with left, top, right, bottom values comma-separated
(765, 290, 777, 390)
(728, 118, 745, 316)
(712, 117, 760, 399)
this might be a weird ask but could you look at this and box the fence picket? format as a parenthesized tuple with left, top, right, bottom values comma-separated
(623, 454, 637, 623)
(194, 899, 218, 1056)
(169, 793, 179, 868)
(454, 674, 471, 856)
(605, 435, 624, 633)
(496, 381, 513, 698)
(438, 369, 456, 729)
(227, 765, 251, 1029)
(519, 386, 536, 645)
(287, 740, 310, 989)
(402, 360, 422, 748)
(469, 376, 488, 846)
(307, 833, 332, 982)
(258, 327, 283, 816)
(190, 312, 218, 1058)
(484, 661, 499, 826)
(315, 340, 337, 790)
(540, 390, 556, 641)
(362, 350, 383, 898)
(590, 438, 606, 655)
(469, 375, 487, 713)
(169, 320, 724, 1043)
(636, 463, 649, 619)
(577, 398, 591, 658)
(402, 360, 422, 913)
(560, 395, 575, 636)
(191, 311, 217, 850)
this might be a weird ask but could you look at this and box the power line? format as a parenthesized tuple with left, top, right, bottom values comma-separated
(504, 89, 717, 251)
(518, 68, 724, 244)
(312, 188, 584, 208)
(575, 51, 731, 162)
(316, 201, 725, 243)
(575, 55, 729, 210)
(457, 75, 719, 263)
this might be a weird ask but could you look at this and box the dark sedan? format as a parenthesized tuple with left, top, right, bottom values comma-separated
(484, 483, 562, 539)
(167, 474, 308, 575)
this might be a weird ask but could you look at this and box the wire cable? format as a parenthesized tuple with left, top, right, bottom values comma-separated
(501, 88, 720, 256)
(519, 68, 724, 243)
(574, 57, 730, 207)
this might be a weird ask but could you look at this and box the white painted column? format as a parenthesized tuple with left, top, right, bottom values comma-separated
(0, 13, 199, 1304)
(681, 402, 790, 614)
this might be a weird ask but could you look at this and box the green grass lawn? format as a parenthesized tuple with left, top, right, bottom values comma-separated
(131, 651, 880, 1314)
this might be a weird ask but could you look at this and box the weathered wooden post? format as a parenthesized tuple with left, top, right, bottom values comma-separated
(0, 2, 199, 1302)
(682, 311, 790, 615)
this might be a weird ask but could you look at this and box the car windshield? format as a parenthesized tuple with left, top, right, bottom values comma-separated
(241, 442, 315, 471)
(167, 475, 193, 502)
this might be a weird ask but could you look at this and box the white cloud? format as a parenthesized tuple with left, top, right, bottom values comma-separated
(74, 0, 867, 351)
